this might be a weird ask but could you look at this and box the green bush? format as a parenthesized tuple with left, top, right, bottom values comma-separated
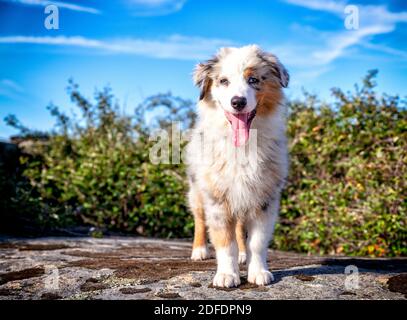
(3, 81, 194, 237)
(275, 70, 406, 257)
(2, 71, 406, 256)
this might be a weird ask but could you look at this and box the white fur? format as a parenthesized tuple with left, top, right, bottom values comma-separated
(191, 246, 209, 260)
(211, 47, 258, 114)
(187, 45, 289, 287)
(247, 199, 279, 285)
(213, 245, 240, 288)
(188, 103, 287, 216)
(238, 252, 247, 264)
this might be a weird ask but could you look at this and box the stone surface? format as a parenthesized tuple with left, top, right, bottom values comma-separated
(0, 236, 405, 300)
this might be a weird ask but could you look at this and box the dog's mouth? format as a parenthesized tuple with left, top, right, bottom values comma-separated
(224, 109, 256, 147)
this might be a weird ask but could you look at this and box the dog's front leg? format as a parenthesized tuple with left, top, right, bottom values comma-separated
(207, 204, 240, 288)
(247, 199, 279, 285)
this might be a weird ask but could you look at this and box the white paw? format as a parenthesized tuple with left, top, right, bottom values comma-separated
(238, 252, 246, 264)
(191, 246, 209, 260)
(213, 272, 241, 288)
(248, 270, 274, 286)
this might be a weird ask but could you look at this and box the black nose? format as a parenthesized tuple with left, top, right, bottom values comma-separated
(231, 96, 247, 111)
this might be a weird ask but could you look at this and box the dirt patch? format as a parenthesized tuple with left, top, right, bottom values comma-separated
(61, 250, 124, 259)
(0, 288, 19, 296)
(0, 238, 406, 300)
(0, 243, 71, 251)
(88, 246, 323, 269)
(120, 287, 152, 294)
(0, 267, 45, 285)
(115, 245, 192, 259)
(239, 281, 268, 291)
(0, 243, 25, 250)
(63, 250, 326, 286)
(156, 292, 181, 299)
(387, 274, 407, 297)
(138, 279, 158, 285)
(80, 278, 110, 292)
(115, 259, 217, 282)
(268, 251, 324, 270)
(208, 277, 267, 291)
(66, 257, 128, 270)
(62, 245, 192, 260)
(19, 244, 72, 251)
(190, 282, 202, 288)
(295, 274, 315, 282)
(67, 257, 216, 283)
(40, 292, 62, 300)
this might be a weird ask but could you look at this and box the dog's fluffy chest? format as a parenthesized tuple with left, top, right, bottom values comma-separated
(187, 109, 288, 215)
(188, 127, 286, 214)
(211, 136, 272, 209)
(210, 137, 262, 189)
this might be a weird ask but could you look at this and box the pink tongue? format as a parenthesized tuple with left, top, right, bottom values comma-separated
(225, 112, 250, 147)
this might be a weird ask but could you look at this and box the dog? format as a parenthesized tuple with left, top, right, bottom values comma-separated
(186, 45, 289, 288)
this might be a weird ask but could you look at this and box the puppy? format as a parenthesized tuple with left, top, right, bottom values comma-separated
(186, 45, 289, 288)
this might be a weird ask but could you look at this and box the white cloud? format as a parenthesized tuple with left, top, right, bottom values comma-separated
(360, 42, 407, 60)
(284, 0, 344, 14)
(2, 0, 190, 16)
(0, 35, 234, 60)
(125, 0, 187, 16)
(129, 0, 183, 6)
(277, 0, 407, 81)
(2, 0, 101, 14)
(0, 79, 24, 98)
(311, 25, 394, 65)
(290, 66, 332, 87)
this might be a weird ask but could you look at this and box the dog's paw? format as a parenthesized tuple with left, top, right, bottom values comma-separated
(238, 252, 247, 264)
(213, 272, 241, 288)
(191, 246, 209, 260)
(248, 270, 274, 286)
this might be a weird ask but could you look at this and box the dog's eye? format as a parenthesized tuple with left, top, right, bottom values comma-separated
(248, 77, 259, 85)
(220, 78, 229, 86)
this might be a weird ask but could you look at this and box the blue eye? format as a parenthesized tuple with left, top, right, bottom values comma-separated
(220, 78, 229, 86)
(248, 77, 259, 85)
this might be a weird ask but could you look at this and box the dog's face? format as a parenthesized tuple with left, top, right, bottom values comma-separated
(193, 45, 289, 146)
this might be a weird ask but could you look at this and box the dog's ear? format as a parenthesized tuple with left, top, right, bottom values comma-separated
(258, 51, 289, 88)
(193, 57, 218, 100)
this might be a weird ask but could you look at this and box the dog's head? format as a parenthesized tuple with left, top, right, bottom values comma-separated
(193, 45, 289, 146)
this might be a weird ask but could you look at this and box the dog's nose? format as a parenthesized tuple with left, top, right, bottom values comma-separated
(231, 96, 247, 111)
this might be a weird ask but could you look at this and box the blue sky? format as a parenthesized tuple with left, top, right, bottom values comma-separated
(0, 0, 406, 139)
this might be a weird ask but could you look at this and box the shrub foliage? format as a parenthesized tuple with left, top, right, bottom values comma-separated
(277, 70, 406, 256)
(2, 71, 406, 256)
